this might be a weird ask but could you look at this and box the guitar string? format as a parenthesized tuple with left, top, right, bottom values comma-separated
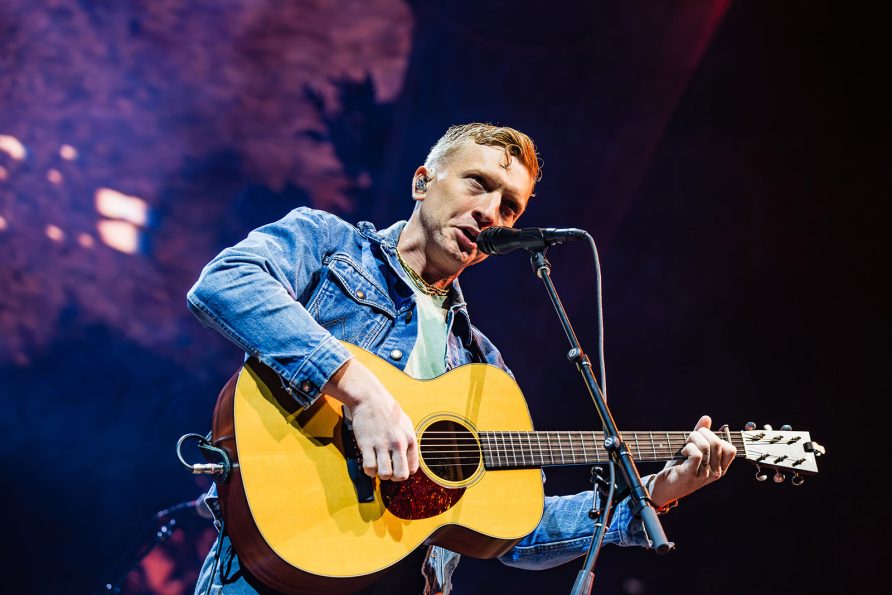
(397, 431, 796, 461)
(415, 447, 784, 457)
(415, 446, 787, 457)
(413, 449, 798, 467)
(418, 436, 784, 443)
(422, 430, 788, 448)
(417, 435, 790, 447)
(416, 443, 801, 462)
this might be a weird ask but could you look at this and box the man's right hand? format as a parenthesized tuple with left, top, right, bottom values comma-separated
(321, 358, 419, 481)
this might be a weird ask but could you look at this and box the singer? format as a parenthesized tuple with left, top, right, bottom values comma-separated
(187, 123, 734, 594)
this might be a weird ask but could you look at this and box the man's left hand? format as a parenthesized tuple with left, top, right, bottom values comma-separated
(648, 415, 736, 508)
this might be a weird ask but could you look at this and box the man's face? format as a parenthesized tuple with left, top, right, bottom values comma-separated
(416, 142, 533, 275)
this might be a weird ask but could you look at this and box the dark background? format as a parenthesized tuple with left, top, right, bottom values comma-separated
(1, 1, 884, 593)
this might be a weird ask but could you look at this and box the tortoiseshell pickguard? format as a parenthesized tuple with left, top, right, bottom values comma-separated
(380, 471, 465, 520)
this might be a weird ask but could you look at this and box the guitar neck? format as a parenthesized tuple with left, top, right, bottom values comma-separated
(478, 430, 746, 469)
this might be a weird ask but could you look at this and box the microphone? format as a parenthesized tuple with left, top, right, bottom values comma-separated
(155, 494, 214, 521)
(476, 226, 587, 255)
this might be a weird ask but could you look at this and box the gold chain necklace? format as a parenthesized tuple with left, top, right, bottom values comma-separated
(396, 248, 450, 297)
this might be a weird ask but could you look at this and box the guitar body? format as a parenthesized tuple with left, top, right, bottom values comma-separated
(211, 342, 544, 594)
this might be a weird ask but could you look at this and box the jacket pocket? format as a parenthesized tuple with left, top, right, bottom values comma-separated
(307, 255, 394, 347)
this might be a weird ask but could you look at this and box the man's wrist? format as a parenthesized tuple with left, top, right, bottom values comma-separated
(646, 472, 679, 515)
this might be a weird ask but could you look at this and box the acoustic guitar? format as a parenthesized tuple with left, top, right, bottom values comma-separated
(208, 342, 823, 594)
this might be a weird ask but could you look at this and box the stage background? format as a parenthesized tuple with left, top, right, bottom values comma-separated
(1, 1, 884, 593)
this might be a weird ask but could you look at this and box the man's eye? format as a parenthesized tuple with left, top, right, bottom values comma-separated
(469, 175, 486, 189)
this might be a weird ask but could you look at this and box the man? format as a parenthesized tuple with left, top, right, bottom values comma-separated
(188, 123, 735, 594)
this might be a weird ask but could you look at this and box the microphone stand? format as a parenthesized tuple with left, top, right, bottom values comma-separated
(526, 249, 673, 595)
(97, 499, 204, 594)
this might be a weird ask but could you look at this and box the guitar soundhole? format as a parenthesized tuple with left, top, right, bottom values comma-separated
(420, 419, 481, 484)
(379, 419, 478, 520)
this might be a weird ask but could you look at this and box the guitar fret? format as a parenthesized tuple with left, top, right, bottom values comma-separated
(650, 432, 657, 461)
(496, 432, 504, 468)
(580, 431, 587, 463)
(527, 432, 535, 467)
(536, 432, 546, 466)
(482, 432, 489, 467)
(557, 433, 565, 464)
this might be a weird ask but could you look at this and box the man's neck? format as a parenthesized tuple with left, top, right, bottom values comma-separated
(397, 218, 460, 290)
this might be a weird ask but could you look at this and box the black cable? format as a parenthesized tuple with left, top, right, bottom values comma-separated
(177, 431, 232, 482)
(584, 232, 607, 399)
(177, 433, 209, 471)
(204, 520, 225, 595)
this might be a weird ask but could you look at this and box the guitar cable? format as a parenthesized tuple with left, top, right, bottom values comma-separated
(176, 433, 228, 595)
(176, 432, 232, 482)
(202, 519, 225, 595)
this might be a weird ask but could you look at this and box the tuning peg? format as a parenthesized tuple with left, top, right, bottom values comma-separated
(763, 424, 773, 431)
(780, 424, 792, 431)
(755, 465, 768, 481)
(773, 471, 786, 483)
(744, 421, 756, 430)
(791, 473, 805, 486)
(804, 441, 826, 457)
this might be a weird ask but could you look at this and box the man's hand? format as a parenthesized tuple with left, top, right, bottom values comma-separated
(322, 358, 419, 482)
(648, 415, 736, 507)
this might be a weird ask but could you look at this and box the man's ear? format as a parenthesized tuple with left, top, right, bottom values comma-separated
(411, 166, 431, 201)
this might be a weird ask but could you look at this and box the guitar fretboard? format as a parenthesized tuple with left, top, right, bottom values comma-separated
(477, 430, 746, 469)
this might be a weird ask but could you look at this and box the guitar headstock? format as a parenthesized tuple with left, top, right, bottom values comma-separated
(740, 423, 824, 485)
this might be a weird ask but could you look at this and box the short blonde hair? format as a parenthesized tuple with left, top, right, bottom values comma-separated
(424, 123, 542, 194)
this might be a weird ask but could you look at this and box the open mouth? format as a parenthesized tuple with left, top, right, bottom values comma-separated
(459, 227, 479, 244)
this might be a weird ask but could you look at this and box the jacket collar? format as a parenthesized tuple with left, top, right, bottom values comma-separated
(359, 219, 474, 346)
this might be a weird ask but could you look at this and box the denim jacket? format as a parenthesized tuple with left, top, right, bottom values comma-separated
(187, 207, 652, 594)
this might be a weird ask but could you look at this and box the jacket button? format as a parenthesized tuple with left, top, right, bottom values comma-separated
(390, 349, 403, 361)
(356, 290, 366, 299)
(300, 381, 314, 393)
(406, 310, 413, 323)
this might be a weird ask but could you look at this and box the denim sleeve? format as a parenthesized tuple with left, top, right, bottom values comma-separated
(497, 489, 652, 570)
(186, 207, 353, 408)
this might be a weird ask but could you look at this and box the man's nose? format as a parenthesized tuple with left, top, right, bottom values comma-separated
(473, 194, 500, 227)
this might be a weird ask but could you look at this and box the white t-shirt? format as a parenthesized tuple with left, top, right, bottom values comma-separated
(401, 288, 448, 380)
